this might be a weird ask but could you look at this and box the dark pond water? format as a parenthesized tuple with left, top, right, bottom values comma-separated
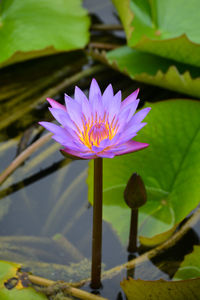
(0, 115, 200, 299)
(0, 1, 200, 299)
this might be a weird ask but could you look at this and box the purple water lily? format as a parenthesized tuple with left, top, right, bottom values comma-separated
(39, 79, 151, 159)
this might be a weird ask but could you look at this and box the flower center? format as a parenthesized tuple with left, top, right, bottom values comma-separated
(88, 122, 109, 146)
(77, 113, 119, 149)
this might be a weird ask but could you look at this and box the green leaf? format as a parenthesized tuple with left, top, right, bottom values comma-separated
(87, 100, 200, 246)
(0, 0, 90, 67)
(113, 0, 200, 66)
(0, 261, 20, 287)
(99, 46, 200, 98)
(0, 261, 47, 300)
(121, 277, 200, 300)
(173, 246, 200, 280)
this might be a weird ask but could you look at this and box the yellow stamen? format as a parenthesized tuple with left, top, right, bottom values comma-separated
(77, 112, 118, 149)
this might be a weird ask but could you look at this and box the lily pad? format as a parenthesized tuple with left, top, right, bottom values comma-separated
(87, 100, 200, 245)
(0, 0, 90, 67)
(112, 0, 200, 66)
(0, 261, 47, 300)
(121, 277, 200, 300)
(173, 246, 200, 280)
(94, 46, 200, 98)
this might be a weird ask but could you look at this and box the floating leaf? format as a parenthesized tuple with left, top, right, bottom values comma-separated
(0, 0, 90, 67)
(94, 46, 200, 98)
(173, 246, 200, 280)
(121, 277, 200, 300)
(0, 261, 47, 300)
(113, 0, 200, 66)
(87, 100, 200, 246)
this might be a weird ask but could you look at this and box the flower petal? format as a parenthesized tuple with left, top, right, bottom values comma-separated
(114, 140, 149, 156)
(64, 95, 84, 130)
(74, 86, 88, 104)
(47, 98, 66, 111)
(130, 107, 151, 125)
(117, 106, 135, 132)
(102, 84, 114, 107)
(40, 80, 150, 160)
(121, 99, 140, 124)
(121, 88, 139, 109)
(39, 121, 75, 145)
(49, 108, 77, 131)
(39, 121, 65, 136)
(39, 121, 81, 148)
(62, 147, 96, 159)
(107, 91, 122, 123)
(96, 151, 115, 158)
(89, 78, 102, 103)
(118, 123, 146, 144)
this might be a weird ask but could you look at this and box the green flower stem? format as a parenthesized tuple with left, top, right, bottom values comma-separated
(91, 158, 103, 289)
(128, 208, 138, 253)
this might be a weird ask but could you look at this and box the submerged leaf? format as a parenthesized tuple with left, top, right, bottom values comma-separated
(121, 277, 200, 300)
(87, 100, 200, 246)
(0, 0, 90, 67)
(0, 200, 11, 223)
(113, 0, 200, 66)
(173, 246, 200, 280)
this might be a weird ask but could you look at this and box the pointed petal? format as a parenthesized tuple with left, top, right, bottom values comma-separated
(117, 107, 134, 132)
(39, 121, 77, 146)
(39, 121, 66, 136)
(74, 86, 88, 104)
(102, 84, 114, 107)
(47, 98, 66, 111)
(118, 123, 146, 144)
(64, 93, 74, 106)
(107, 91, 122, 123)
(96, 151, 115, 158)
(121, 99, 140, 124)
(62, 147, 96, 159)
(73, 86, 92, 120)
(98, 137, 112, 148)
(60, 149, 87, 160)
(130, 107, 151, 125)
(89, 78, 102, 103)
(115, 140, 149, 156)
(121, 88, 139, 108)
(48, 108, 77, 131)
(116, 133, 137, 146)
(64, 95, 84, 130)
(52, 134, 74, 147)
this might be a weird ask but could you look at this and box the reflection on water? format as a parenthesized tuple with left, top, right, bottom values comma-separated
(0, 139, 127, 279)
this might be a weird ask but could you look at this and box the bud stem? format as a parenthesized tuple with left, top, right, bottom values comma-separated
(127, 208, 138, 253)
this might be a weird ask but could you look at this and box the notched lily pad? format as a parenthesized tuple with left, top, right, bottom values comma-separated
(121, 277, 200, 300)
(0, 0, 90, 67)
(112, 0, 200, 66)
(91, 46, 200, 98)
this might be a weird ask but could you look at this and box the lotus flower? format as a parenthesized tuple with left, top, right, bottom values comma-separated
(39, 79, 151, 159)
